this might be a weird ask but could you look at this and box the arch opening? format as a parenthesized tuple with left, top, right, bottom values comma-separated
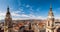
(57, 28, 60, 32)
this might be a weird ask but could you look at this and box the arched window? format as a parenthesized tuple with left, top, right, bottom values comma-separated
(48, 31, 49, 32)
(48, 21, 50, 26)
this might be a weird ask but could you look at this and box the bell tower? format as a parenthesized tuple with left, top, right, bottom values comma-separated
(4, 6, 12, 32)
(46, 4, 54, 32)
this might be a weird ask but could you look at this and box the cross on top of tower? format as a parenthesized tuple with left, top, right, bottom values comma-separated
(50, 3, 52, 9)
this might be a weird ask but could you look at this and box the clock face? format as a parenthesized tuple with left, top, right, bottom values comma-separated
(48, 16, 54, 18)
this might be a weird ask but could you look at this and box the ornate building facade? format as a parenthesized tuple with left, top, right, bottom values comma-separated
(4, 7, 12, 32)
(46, 4, 60, 32)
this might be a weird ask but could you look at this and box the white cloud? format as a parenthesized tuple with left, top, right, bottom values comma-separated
(52, 8, 60, 19)
(11, 13, 20, 16)
(0, 0, 46, 20)
(29, 14, 46, 19)
(0, 4, 46, 20)
(0, 10, 47, 20)
(0, 11, 6, 20)
(26, 5, 30, 8)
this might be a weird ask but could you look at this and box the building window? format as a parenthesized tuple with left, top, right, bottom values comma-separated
(52, 23, 54, 27)
(48, 21, 50, 26)
(48, 31, 49, 32)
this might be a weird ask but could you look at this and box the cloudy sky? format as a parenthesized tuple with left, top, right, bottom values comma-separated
(0, 0, 60, 20)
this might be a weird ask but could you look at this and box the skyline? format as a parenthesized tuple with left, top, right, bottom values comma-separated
(0, 0, 60, 20)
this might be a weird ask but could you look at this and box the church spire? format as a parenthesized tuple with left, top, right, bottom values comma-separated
(6, 6, 10, 14)
(48, 4, 54, 16)
(50, 4, 52, 9)
(50, 4, 52, 11)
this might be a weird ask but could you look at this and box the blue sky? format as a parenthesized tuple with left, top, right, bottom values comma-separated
(0, 0, 60, 20)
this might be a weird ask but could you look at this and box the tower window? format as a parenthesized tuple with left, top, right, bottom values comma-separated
(48, 31, 49, 32)
(52, 22, 54, 27)
(48, 21, 50, 26)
